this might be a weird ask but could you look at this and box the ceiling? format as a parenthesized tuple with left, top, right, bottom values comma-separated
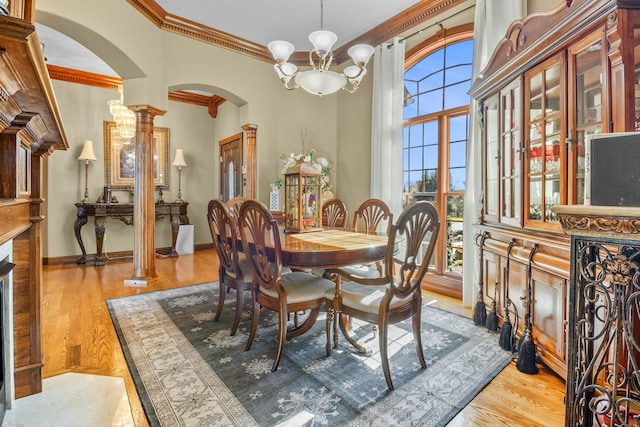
(36, 0, 434, 78)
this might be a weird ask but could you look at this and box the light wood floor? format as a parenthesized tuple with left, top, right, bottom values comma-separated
(41, 248, 565, 426)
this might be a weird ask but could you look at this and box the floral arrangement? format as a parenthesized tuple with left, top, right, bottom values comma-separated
(277, 149, 333, 192)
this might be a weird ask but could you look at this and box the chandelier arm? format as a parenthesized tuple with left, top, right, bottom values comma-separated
(283, 79, 298, 90)
(308, 51, 318, 70)
(342, 83, 359, 93)
(345, 65, 366, 80)
(275, 62, 295, 78)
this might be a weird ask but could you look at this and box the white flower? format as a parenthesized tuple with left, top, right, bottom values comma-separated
(317, 157, 328, 167)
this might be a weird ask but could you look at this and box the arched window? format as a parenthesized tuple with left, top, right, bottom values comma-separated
(403, 30, 473, 296)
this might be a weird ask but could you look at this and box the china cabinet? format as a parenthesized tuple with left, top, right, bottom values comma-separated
(468, 0, 640, 378)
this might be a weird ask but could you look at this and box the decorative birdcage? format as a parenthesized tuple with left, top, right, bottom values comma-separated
(284, 159, 322, 233)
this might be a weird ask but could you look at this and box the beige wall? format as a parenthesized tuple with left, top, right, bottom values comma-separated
(38, 0, 373, 258)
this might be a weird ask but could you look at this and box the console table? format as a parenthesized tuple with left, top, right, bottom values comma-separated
(552, 205, 640, 426)
(74, 202, 189, 266)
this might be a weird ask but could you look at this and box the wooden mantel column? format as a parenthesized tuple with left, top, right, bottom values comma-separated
(129, 105, 165, 283)
(242, 124, 257, 199)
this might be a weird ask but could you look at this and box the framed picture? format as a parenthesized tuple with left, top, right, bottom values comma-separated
(104, 121, 170, 189)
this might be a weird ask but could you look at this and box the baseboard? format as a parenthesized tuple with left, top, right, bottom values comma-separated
(43, 243, 214, 265)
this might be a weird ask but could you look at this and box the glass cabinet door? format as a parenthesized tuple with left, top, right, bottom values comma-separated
(500, 79, 521, 226)
(568, 33, 606, 205)
(484, 95, 499, 222)
(524, 54, 565, 230)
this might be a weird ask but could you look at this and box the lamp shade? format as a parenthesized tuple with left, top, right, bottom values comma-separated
(295, 69, 346, 96)
(308, 30, 337, 57)
(347, 44, 375, 65)
(172, 149, 187, 167)
(268, 40, 295, 62)
(78, 140, 97, 161)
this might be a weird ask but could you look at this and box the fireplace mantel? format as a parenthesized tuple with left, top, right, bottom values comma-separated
(0, 13, 67, 400)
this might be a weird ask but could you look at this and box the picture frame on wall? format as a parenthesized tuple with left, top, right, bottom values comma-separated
(103, 121, 170, 189)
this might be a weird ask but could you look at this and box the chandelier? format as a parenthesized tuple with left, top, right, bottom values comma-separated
(267, 0, 374, 96)
(108, 86, 136, 144)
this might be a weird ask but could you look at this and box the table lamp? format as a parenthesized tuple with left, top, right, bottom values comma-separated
(172, 148, 187, 202)
(78, 140, 97, 203)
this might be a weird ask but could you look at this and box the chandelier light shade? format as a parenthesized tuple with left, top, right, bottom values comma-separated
(268, 0, 374, 96)
(78, 140, 97, 203)
(109, 86, 136, 143)
(172, 149, 187, 202)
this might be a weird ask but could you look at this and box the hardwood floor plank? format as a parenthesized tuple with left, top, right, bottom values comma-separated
(41, 249, 565, 426)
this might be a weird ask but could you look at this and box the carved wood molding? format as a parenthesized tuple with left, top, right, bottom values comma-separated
(126, 0, 465, 66)
(168, 91, 226, 118)
(552, 206, 640, 240)
(469, 0, 619, 99)
(46, 64, 121, 89)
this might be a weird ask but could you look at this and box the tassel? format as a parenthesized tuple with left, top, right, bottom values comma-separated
(473, 298, 487, 326)
(473, 232, 489, 326)
(499, 315, 513, 351)
(516, 329, 539, 374)
(486, 279, 499, 331)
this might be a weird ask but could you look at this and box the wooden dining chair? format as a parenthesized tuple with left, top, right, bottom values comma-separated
(225, 196, 246, 223)
(322, 198, 348, 229)
(207, 199, 253, 336)
(347, 198, 394, 278)
(238, 200, 335, 372)
(325, 201, 440, 390)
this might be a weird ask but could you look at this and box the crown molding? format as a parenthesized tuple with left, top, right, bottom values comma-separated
(46, 66, 224, 113)
(168, 90, 226, 118)
(46, 64, 122, 89)
(127, 0, 465, 65)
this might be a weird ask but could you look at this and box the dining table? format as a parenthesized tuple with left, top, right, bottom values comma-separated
(274, 227, 389, 354)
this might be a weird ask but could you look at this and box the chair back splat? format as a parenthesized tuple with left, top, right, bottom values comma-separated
(352, 198, 393, 235)
(322, 198, 348, 228)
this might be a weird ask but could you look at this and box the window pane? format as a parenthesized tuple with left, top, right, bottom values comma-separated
(445, 64, 472, 86)
(444, 80, 472, 110)
(450, 116, 468, 142)
(409, 125, 423, 147)
(409, 170, 423, 192)
(423, 145, 438, 169)
(450, 141, 466, 168)
(445, 40, 474, 67)
(418, 89, 443, 115)
(419, 71, 444, 94)
(409, 147, 422, 169)
(423, 121, 438, 146)
(403, 127, 410, 148)
(405, 49, 444, 81)
(424, 169, 438, 192)
(450, 167, 466, 191)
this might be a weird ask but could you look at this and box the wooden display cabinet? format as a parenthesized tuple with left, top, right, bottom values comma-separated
(469, 0, 640, 378)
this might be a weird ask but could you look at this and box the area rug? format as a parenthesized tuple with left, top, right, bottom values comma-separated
(107, 282, 513, 426)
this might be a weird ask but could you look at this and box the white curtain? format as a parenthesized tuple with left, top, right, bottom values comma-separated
(371, 37, 405, 217)
(461, 0, 526, 306)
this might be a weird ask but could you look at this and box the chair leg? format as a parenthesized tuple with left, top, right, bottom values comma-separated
(230, 285, 244, 336)
(271, 302, 288, 372)
(379, 321, 394, 390)
(413, 308, 426, 369)
(325, 308, 334, 357)
(214, 280, 226, 322)
(245, 296, 260, 351)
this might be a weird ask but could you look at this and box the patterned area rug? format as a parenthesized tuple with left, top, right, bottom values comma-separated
(107, 282, 513, 426)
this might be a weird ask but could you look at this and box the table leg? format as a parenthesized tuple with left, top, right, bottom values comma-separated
(74, 215, 88, 264)
(94, 217, 106, 266)
(170, 214, 180, 258)
(339, 314, 372, 355)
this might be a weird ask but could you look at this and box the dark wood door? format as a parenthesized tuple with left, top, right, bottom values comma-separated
(219, 133, 243, 202)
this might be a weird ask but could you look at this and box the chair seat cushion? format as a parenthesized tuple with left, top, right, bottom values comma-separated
(325, 281, 412, 315)
(261, 271, 335, 304)
(224, 254, 254, 284)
